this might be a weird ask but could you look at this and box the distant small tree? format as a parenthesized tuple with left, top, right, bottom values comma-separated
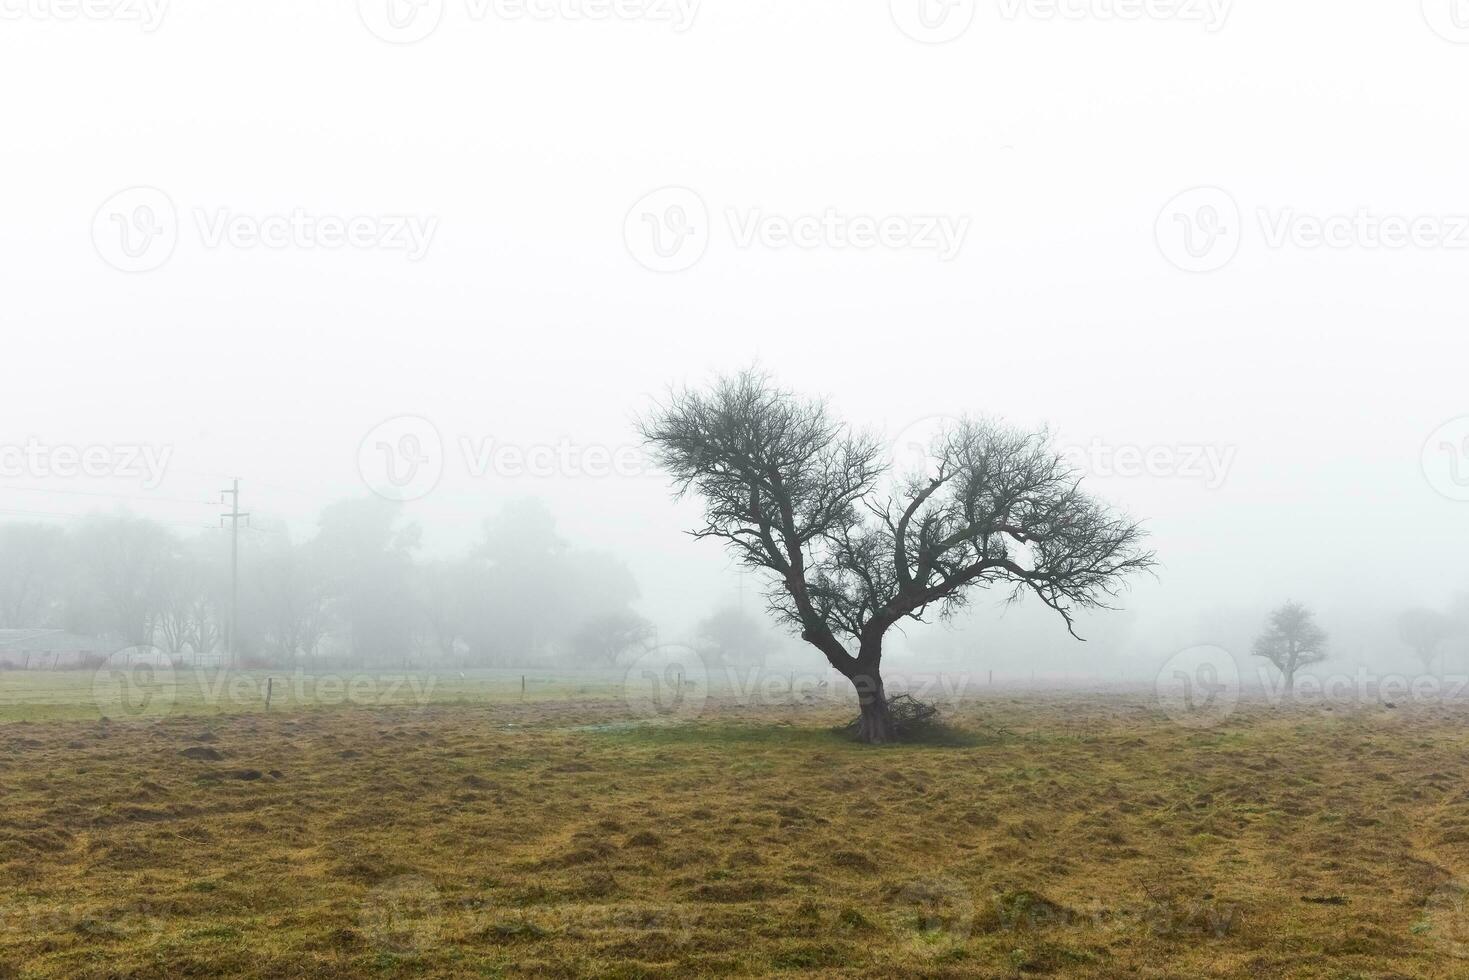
(1253, 601, 1327, 697)
(641, 370, 1154, 743)
(1398, 607, 1452, 674)
(697, 606, 776, 669)
(569, 610, 655, 667)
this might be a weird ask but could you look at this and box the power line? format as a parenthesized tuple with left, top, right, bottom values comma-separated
(168, 468, 322, 501)
(0, 508, 216, 531)
(0, 485, 216, 506)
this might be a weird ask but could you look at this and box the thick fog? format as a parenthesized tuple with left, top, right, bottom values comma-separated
(3, 2, 1467, 683)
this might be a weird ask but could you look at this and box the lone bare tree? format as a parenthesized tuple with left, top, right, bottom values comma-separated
(1252, 601, 1327, 697)
(640, 371, 1154, 743)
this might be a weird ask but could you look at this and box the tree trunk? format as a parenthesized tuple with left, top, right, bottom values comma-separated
(1282, 667, 1295, 699)
(851, 663, 896, 745)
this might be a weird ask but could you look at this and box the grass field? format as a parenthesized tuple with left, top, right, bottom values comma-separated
(4, 681, 1469, 977)
(0, 668, 629, 724)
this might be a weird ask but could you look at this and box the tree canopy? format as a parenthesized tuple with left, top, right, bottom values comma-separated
(642, 369, 1155, 741)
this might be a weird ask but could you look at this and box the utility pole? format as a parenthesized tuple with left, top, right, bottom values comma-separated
(220, 479, 249, 669)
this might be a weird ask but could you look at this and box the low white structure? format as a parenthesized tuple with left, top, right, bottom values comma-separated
(0, 629, 111, 669)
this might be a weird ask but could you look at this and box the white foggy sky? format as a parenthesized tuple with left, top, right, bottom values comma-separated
(2, 1, 1467, 661)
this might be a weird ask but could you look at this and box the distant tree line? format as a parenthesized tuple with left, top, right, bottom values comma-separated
(0, 498, 740, 670)
(1396, 596, 1469, 674)
(1244, 597, 1469, 696)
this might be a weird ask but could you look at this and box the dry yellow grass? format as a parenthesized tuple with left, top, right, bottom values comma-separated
(3, 693, 1469, 977)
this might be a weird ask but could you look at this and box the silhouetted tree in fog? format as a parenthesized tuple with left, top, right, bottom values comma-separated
(696, 606, 776, 668)
(1398, 607, 1451, 674)
(315, 499, 420, 666)
(156, 539, 225, 657)
(641, 370, 1154, 743)
(254, 538, 331, 663)
(414, 558, 481, 660)
(466, 500, 644, 666)
(69, 514, 176, 646)
(1253, 601, 1327, 697)
(568, 610, 655, 666)
(0, 523, 65, 628)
